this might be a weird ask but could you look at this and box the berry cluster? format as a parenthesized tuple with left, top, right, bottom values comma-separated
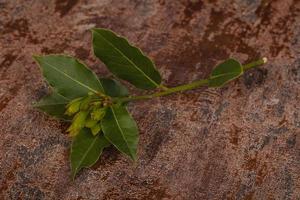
(65, 92, 112, 136)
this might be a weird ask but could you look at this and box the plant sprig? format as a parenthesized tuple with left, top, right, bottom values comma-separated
(33, 28, 267, 179)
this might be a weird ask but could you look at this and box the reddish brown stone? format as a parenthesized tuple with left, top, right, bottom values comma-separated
(0, 0, 300, 199)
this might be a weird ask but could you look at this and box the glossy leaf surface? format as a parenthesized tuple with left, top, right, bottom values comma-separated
(70, 128, 110, 179)
(208, 58, 243, 87)
(34, 91, 70, 120)
(100, 78, 128, 97)
(34, 55, 104, 99)
(92, 28, 161, 90)
(101, 104, 138, 160)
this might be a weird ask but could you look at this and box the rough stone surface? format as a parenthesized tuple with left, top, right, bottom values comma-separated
(1, 0, 300, 199)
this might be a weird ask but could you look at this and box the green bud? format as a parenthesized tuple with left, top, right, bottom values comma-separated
(85, 118, 98, 128)
(91, 123, 101, 136)
(80, 96, 92, 110)
(73, 111, 89, 127)
(91, 101, 102, 107)
(67, 124, 80, 137)
(91, 107, 106, 121)
(67, 111, 89, 136)
(65, 97, 82, 116)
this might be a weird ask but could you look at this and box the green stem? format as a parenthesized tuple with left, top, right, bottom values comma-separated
(116, 58, 267, 103)
(118, 79, 209, 102)
(158, 84, 169, 91)
(243, 57, 267, 70)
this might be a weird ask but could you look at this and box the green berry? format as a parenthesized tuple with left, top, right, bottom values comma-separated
(67, 124, 80, 137)
(73, 111, 89, 127)
(67, 111, 89, 136)
(80, 96, 92, 110)
(91, 107, 106, 121)
(90, 123, 101, 136)
(85, 118, 98, 128)
(65, 97, 82, 116)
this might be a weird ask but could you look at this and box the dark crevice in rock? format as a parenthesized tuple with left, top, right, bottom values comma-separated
(55, 0, 80, 17)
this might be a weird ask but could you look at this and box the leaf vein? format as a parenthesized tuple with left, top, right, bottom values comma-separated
(42, 60, 101, 94)
(110, 107, 133, 157)
(93, 31, 159, 88)
(73, 136, 98, 176)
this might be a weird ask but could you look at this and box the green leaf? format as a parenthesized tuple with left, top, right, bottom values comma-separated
(70, 128, 110, 179)
(33, 55, 104, 99)
(100, 78, 129, 97)
(101, 104, 138, 160)
(208, 58, 243, 87)
(34, 91, 70, 120)
(92, 28, 162, 90)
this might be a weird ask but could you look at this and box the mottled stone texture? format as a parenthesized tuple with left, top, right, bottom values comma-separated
(0, 0, 299, 199)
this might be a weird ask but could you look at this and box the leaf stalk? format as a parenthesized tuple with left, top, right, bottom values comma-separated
(115, 58, 267, 103)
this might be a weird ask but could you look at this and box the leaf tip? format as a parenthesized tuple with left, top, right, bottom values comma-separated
(71, 170, 77, 181)
(90, 28, 99, 33)
(129, 152, 137, 162)
(32, 54, 41, 61)
(32, 101, 39, 108)
(70, 156, 78, 181)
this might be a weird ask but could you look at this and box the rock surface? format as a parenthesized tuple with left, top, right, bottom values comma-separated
(1, 0, 300, 199)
